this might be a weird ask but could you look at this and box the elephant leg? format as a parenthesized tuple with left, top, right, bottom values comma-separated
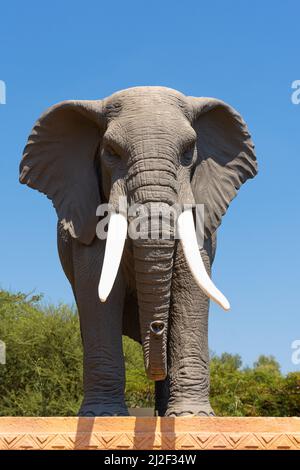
(164, 240, 215, 417)
(70, 237, 128, 416)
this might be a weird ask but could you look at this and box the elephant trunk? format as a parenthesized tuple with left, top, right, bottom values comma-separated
(127, 156, 177, 380)
(133, 236, 175, 380)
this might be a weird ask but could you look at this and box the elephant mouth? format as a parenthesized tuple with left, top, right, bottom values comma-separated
(98, 206, 230, 311)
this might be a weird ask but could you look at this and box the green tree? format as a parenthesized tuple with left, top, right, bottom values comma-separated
(0, 291, 83, 415)
(210, 352, 300, 416)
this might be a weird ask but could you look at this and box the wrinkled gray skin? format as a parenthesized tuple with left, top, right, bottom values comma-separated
(19, 87, 257, 416)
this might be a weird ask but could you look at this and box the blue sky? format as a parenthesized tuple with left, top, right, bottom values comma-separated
(0, 1, 299, 373)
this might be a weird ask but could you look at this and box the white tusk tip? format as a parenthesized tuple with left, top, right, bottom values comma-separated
(222, 300, 230, 311)
(216, 294, 230, 311)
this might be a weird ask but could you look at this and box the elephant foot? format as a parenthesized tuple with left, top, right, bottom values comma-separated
(78, 402, 129, 417)
(165, 402, 215, 417)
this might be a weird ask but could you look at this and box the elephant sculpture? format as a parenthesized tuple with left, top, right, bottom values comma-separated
(19, 86, 257, 416)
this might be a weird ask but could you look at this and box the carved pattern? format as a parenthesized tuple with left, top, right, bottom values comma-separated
(0, 418, 299, 450)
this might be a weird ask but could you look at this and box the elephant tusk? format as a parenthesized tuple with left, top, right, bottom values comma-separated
(177, 209, 230, 311)
(98, 212, 127, 302)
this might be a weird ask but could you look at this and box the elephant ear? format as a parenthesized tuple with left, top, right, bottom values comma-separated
(189, 97, 257, 238)
(19, 100, 106, 245)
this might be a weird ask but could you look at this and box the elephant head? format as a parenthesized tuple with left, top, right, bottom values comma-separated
(19, 87, 257, 381)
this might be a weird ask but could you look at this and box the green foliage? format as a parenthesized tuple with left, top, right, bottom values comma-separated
(210, 353, 300, 416)
(0, 289, 299, 416)
(0, 291, 83, 416)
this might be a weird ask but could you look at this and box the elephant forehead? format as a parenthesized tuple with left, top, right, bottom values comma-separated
(106, 113, 196, 153)
(104, 86, 189, 117)
(108, 85, 186, 101)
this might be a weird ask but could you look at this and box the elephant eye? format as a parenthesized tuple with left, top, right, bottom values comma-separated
(101, 141, 122, 170)
(105, 143, 118, 157)
(180, 143, 195, 167)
